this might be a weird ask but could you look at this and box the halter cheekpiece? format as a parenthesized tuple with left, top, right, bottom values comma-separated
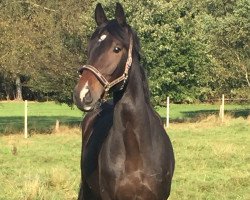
(79, 36, 133, 99)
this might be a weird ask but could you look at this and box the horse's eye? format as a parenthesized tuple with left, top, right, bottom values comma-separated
(113, 47, 121, 53)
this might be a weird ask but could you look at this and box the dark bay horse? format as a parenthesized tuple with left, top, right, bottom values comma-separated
(74, 3, 175, 200)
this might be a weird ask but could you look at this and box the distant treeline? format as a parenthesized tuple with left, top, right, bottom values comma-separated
(0, 0, 249, 105)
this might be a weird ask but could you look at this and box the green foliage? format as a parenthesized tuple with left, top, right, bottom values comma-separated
(0, 0, 93, 103)
(200, 0, 250, 99)
(0, 0, 249, 104)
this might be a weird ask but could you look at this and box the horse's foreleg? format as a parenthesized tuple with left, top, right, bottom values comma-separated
(78, 181, 99, 200)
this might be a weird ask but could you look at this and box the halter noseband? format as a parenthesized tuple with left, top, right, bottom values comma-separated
(79, 36, 133, 98)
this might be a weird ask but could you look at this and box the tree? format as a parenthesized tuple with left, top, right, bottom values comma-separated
(0, 0, 93, 103)
(199, 0, 250, 99)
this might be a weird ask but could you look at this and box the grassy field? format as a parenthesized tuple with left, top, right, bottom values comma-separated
(0, 101, 249, 199)
(169, 116, 250, 200)
(0, 128, 81, 200)
(0, 115, 249, 199)
(0, 101, 249, 133)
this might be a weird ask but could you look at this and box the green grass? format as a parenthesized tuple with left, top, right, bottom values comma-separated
(0, 117, 249, 199)
(0, 129, 81, 200)
(168, 117, 250, 200)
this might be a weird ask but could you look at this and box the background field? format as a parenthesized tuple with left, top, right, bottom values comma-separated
(0, 101, 249, 199)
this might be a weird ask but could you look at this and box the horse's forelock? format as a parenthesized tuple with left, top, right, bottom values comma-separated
(90, 19, 141, 58)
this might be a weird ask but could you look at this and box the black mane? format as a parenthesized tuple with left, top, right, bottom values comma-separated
(91, 19, 141, 60)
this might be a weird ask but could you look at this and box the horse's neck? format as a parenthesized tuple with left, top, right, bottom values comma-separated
(111, 62, 157, 170)
(113, 62, 153, 132)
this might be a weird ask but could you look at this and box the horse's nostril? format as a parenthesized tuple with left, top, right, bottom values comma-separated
(84, 91, 93, 104)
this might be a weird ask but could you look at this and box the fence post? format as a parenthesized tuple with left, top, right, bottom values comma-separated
(24, 100, 28, 138)
(166, 97, 170, 128)
(55, 120, 60, 133)
(220, 94, 225, 122)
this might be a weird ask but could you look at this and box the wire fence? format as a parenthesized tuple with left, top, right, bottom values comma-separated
(0, 97, 249, 135)
(0, 101, 83, 134)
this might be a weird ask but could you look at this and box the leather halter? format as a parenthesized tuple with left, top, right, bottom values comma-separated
(79, 36, 133, 98)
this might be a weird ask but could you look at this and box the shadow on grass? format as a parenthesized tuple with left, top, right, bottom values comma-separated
(182, 109, 250, 120)
(0, 116, 83, 134)
(183, 109, 249, 119)
(1, 108, 249, 133)
(162, 108, 250, 123)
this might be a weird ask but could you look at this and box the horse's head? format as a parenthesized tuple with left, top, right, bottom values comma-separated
(74, 3, 133, 111)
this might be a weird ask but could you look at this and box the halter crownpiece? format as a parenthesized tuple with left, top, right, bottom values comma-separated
(79, 36, 133, 99)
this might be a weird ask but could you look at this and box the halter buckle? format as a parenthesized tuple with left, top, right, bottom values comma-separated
(127, 56, 132, 67)
(104, 85, 110, 92)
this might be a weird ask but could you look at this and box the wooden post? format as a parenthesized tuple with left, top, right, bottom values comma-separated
(221, 94, 224, 122)
(166, 97, 170, 128)
(219, 105, 222, 118)
(24, 100, 28, 138)
(55, 120, 60, 133)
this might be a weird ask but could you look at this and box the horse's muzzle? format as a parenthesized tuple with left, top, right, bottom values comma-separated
(73, 86, 95, 112)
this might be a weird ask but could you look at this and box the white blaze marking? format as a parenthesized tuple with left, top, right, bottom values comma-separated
(98, 34, 107, 42)
(80, 82, 89, 102)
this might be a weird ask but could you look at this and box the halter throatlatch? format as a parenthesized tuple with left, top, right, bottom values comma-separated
(79, 36, 133, 100)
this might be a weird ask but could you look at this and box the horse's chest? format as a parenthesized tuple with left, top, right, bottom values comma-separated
(99, 169, 161, 200)
(119, 171, 164, 199)
(98, 135, 163, 199)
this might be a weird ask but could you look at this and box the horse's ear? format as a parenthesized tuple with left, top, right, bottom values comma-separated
(95, 3, 108, 26)
(115, 3, 126, 26)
